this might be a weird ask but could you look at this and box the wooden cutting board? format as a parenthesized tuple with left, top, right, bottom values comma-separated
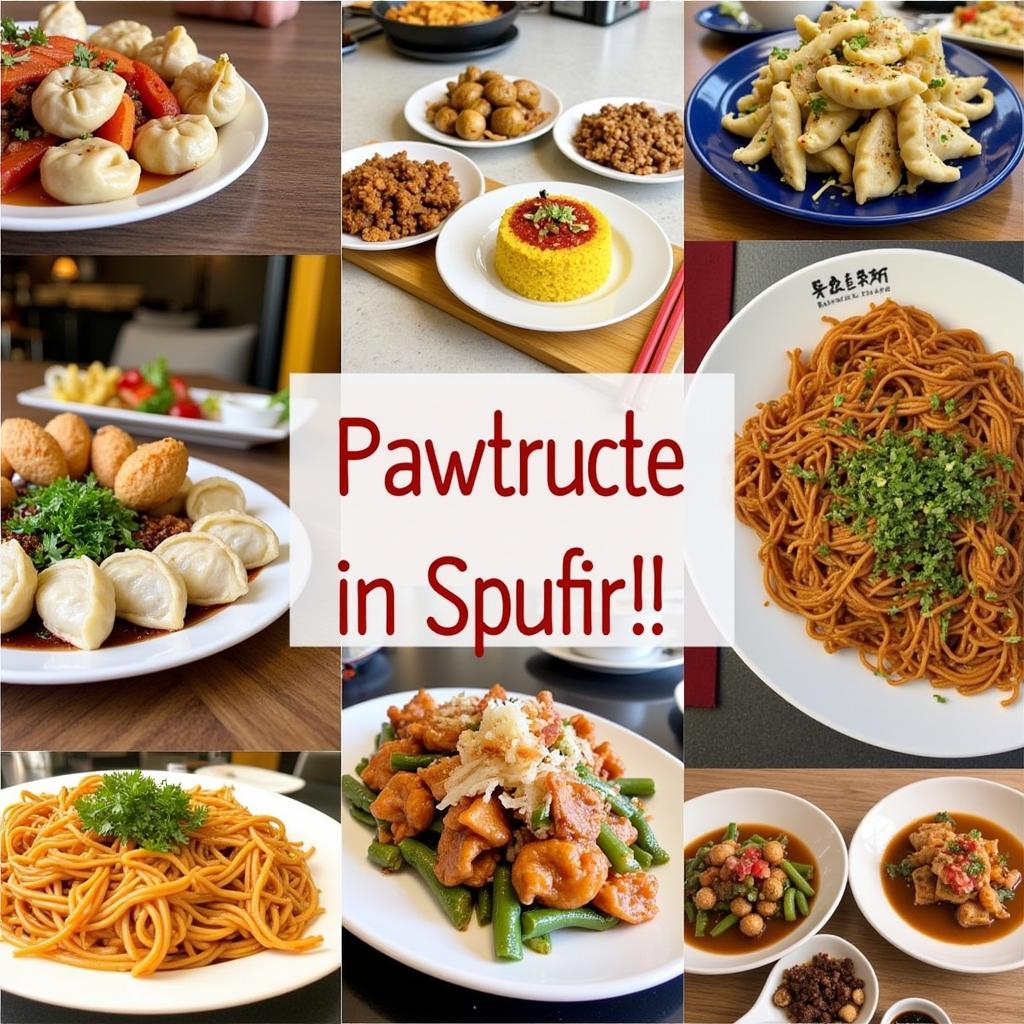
(343, 178, 683, 374)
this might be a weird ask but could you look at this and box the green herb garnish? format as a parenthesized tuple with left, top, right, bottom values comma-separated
(524, 194, 591, 241)
(70, 43, 97, 68)
(808, 95, 828, 118)
(270, 386, 290, 425)
(996, 887, 1016, 903)
(935, 811, 956, 825)
(929, 78, 947, 89)
(13, 126, 30, 141)
(100, 58, 116, 72)
(933, 694, 949, 703)
(75, 771, 208, 852)
(885, 859, 914, 879)
(7, 474, 139, 569)
(848, 34, 870, 50)
(770, 46, 791, 60)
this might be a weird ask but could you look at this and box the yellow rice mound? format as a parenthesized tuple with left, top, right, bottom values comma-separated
(494, 196, 612, 302)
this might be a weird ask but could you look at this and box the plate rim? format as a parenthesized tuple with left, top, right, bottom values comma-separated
(689, 247, 1024, 759)
(0, 455, 291, 685)
(538, 645, 684, 674)
(433, 179, 674, 333)
(684, 34, 1024, 225)
(341, 686, 684, 1002)
(552, 96, 685, 184)
(403, 74, 562, 150)
(694, 5, 781, 38)
(0, 769, 341, 1014)
(847, 776, 1024, 975)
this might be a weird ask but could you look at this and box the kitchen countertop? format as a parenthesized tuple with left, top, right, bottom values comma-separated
(0, 360, 340, 752)
(0, 776, 342, 1024)
(341, 645, 683, 1023)
(3, 0, 341, 255)
(683, 0, 1024, 242)
(342, 0, 684, 373)
(684, 768, 1024, 1024)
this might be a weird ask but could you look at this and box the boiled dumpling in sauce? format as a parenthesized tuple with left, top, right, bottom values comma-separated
(137, 26, 199, 82)
(1, 540, 38, 634)
(40, 138, 141, 204)
(31, 66, 126, 139)
(132, 114, 218, 175)
(35, 557, 115, 651)
(153, 533, 248, 606)
(173, 54, 245, 128)
(90, 20, 154, 59)
(191, 511, 280, 570)
(185, 476, 246, 520)
(37, 0, 87, 39)
(100, 550, 187, 631)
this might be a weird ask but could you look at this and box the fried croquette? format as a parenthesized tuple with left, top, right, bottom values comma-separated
(1, 450, 12, 478)
(114, 437, 189, 510)
(1, 418, 68, 485)
(149, 474, 192, 516)
(90, 425, 136, 489)
(1, 476, 15, 508)
(45, 412, 92, 479)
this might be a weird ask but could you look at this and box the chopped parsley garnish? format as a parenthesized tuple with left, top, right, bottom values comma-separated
(100, 58, 116, 72)
(70, 43, 97, 68)
(817, 544, 831, 558)
(759, 439, 769, 451)
(75, 771, 208, 853)
(995, 545, 1007, 557)
(996, 887, 1016, 903)
(848, 34, 870, 50)
(788, 463, 818, 483)
(833, 394, 845, 408)
(13, 126, 30, 141)
(930, 393, 941, 410)
(523, 194, 591, 240)
(885, 859, 914, 879)
(7, 474, 139, 569)
(969, 829, 982, 839)
(2, 50, 30, 67)
(929, 78, 947, 89)
(808, 95, 829, 117)
(935, 811, 956, 825)
(933, 694, 949, 703)
(770, 46, 791, 60)
(964, 854, 985, 877)
(1006, 636, 1023, 645)
(840, 418, 860, 437)
(824, 431, 1000, 609)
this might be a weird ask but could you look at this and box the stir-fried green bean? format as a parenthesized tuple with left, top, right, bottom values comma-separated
(520, 907, 618, 941)
(398, 839, 473, 931)
(633, 845, 654, 870)
(390, 752, 441, 771)
(342, 774, 376, 813)
(684, 899, 696, 924)
(795, 890, 810, 917)
(694, 909, 708, 937)
(780, 859, 815, 897)
(783, 887, 797, 922)
(476, 883, 493, 926)
(722, 822, 739, 842)
(348, 805, 376, 829)
(368, 841, 403, 872)
(524, 933, 552, 954)
(577, 767, 671, 865)
(355, 757, 369, 777)
(597, 822, 640, 873)
(531, 803, 551, 832)
(710, 913, 738, 937)
(492, 864, 523, 961)
(615, 777, 655, 798)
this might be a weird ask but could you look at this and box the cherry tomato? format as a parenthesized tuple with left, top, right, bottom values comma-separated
(169, 399, 203, 419)
(120, 368, 143, 388)
(120, 382, 156, 407)
(170, 375, 190, 401)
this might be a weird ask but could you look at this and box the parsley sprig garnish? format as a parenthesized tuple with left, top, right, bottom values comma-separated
(70, 42, 98, 68)
(524, 192, 591, 240)
(75, 771, 208, 852)
(2, 19, 47, 47)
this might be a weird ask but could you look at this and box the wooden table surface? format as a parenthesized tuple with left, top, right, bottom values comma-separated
(683, 7, 1024, 241)
(684, 768, 1024, 1024)
(0, 361, 340, 751)
(3, 1, 341, 255)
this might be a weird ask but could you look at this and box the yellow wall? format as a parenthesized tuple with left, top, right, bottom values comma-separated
(279, 255, 341, 384)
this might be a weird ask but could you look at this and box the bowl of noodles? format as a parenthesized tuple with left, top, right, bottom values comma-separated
(0, 770, 341, 1015)
(688, 247, 1024, 759)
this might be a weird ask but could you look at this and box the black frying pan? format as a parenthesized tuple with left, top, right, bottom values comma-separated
(370, 1, 520, 51)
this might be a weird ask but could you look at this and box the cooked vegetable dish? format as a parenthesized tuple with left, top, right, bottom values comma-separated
(426, 64, 548, 143)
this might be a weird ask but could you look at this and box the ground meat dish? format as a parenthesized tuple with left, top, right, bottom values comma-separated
(572, 102, 684, 176)
(132, 514, 190, 550)
(2, 83, 43, 152)
(342, 151, 461, 242)
(773, 953, 866, 1023)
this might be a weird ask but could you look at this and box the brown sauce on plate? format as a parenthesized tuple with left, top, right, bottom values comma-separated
(685, 822, 819, 955)
(893, 1014, 938, 1023)
(2, 170, 177, 207)
(881, 811, 1023, 945)
(2, 569, 262, 651)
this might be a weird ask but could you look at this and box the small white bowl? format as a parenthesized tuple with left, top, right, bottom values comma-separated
(735, 934, 878, 1024)
(881, 997, 952, 1024)
(684, 787, 848, 975)
(218, 393, 281, 429)
(849, 776, 1024, 974)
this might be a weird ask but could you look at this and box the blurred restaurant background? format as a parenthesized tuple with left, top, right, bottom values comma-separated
(0, 255, 340, 393)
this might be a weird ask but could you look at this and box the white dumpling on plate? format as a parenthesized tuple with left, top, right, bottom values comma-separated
(185, 476, 246, 520)
(173, 54, 246, 128)
(137, 25, 199, 82)
(191, 511, 280, 570)
(854, 107, 903, 204)
(90, 20, 153, 59)
(37, 0, 86, 39)
(1, 540, 38, 634)
(40, 138, 141, 205)
(132, 114, 218, 175)
(897, 95, 961, 184)
(100, 550, 188, 631)
(153, 533, 248, 606)
(817, 64, 926, 111)
(35, 556, 116, 650)
(31, 66, 126, 139)
(769, 82, 805, 192)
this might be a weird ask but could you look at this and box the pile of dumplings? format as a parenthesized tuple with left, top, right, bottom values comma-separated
(720, 1, 994, 205)
(1, 413, 279, 651)
(30, 1, 246, 205)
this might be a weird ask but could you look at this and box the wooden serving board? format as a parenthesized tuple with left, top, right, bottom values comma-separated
(343, 178, 683, 374)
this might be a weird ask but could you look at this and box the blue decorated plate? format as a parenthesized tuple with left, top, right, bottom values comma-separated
(685, 33, 1024, 226)
(694, 4, 779, 38)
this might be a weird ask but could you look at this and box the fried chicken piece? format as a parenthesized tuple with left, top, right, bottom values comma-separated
(369, 771, 435, 844)
(592, 871, 659, 923)
(434, 799, 503, 888)
(361, 737, 423, 792)
(593, 740, 625, 780)
(388, 689, 437, 741)
(417, 754, 460, 801)
(604, 814, 638, 847)
(90, 425, 136, 489)
(511, 839, 608, 909)
(547, 772, 604, 842)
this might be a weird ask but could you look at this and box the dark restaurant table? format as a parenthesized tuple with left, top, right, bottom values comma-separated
(3, 1, 341, 255)
(341, 646, 683, 1024)
(0, 778, 341, 1024)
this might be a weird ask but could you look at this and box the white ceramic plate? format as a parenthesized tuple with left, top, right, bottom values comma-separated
(0, 456, 290, 684)
(434, 180, 673, 333)
(194, 764, 306, 794)
(690, 248, 1024, 758)
(342, 688, 683, 1002)
(936, 12, 1024, 59)
(0, 770, 340, 1015)
(538, 646, 684, 675)
(342, 140, 485, 251)
(674, 679, 685, 716)
(2, 25, 268, 233)
(17, 386, 287, 449)
(684, 787, 848, 975)
(553, 97, 684, 184)
(849, 776, 1024, 974)
(404, 76, 561, 149)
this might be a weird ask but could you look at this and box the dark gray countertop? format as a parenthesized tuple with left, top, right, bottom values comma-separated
(342, 647, 683, 1024)
(1, 779, 341, 1024)
(699, 241, 1024, 769)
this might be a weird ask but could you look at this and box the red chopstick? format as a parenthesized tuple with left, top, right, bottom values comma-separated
(632, 263, 685, 374)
